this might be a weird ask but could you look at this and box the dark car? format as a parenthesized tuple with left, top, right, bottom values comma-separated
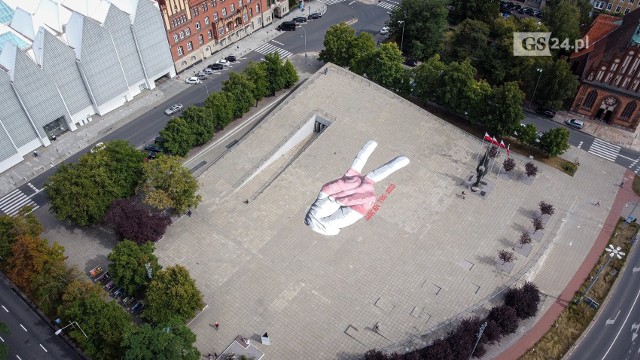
(144, 144, 162, 153)
(511, 4, 522, 11)
(293, 16, 307, 23)
(225, 55, 237, 62)
(208, 63, 224, 70)
(308, 12, 321, 19)
(277, 21, 297, 31)
(535, 107, 556, 118)
(403, 58, 418, 67)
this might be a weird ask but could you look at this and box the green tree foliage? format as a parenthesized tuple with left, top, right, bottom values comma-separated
(204, 92, 235, 130)
(121, 317, 200, 360)
(108, 240, 161, 296)
(105, 199, 172, 245)
(143, 265, 204, 324)
(438, 59, 477, 113)
(140, 155, 202, 214)
(159, 117, 196, 157)
(544, 0, 581, 46)
(32, 262, 80, 315)
(516, 123, 540, 146)
(318, 23, 357, 67)
(538, 127, 571, 157)
(481, 82, 525, 136)
(181, 106, 215, 146)
(449, 19, 490, 62)
(222, 73, 256, 118)
(532, 59, 579, 110)
(0, 322, 9, 360)
(242, 61, 270, 103)
(354, 43, 411, 94)
(412, 54, 446, 102)
(449, 0, 500, 24)
(59, 293, 134, 360)
(46, 141, 145, 226)
(263, 52, 287, 95)
(7, 235, 65, 296)
(0, 212, 43, 268)
(388, 0, 448, 59)
(349, 32, 377, 69)
(283, 60, 299, 88)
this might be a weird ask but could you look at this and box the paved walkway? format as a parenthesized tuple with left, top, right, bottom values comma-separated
(493, 168, 640, 359)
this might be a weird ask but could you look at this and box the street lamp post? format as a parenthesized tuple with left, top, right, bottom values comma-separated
(300, 26, 307, 64)
(398, 20, 405, 52)
(578, 244, 625, 304)
(201, 82, 209, 96)
(55, 321, 88, 339)
(529, 68, 543, 106)
(469, 321, 487, 360)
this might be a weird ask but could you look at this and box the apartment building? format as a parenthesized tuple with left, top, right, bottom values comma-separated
(593, 0, 639, 15)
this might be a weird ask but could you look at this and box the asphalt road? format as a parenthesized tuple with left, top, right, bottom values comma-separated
(0, 278, 82, 359)
(566, 240, 640, 360)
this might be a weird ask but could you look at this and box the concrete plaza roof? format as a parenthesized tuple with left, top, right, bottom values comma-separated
(155, 64, 622, 358)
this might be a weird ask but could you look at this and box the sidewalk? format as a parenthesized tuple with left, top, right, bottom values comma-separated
(0, 1, 327, 199)
(495, 168, 640, 359)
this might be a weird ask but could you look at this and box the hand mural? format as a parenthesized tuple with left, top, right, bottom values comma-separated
(304, 140, 409, 235)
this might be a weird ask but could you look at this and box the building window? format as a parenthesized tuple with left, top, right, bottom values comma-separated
(611, 59, 619, 71)
(203, 2, 208, 11)
(174, 34, 179, 42)
(621, 101, 637, 119)
(607, 3, 613, 10)
(633, 80, 640, 91)
(615, 5, 622, 12)
(239, 0, 243, 7)
(219, 26, 225, 35)
(631, 0, 635, 4)
(222, 8, 227, 16)
(193, 6, 199, 15)
(212, 0, 216, 6)
(186, 27, 191, 36)
(594, 1, 604, 9)
(208, 29, 213, 39)
(623, 77, 631, 88)
(631, 58, 640, 75)
(177, 46, 184, 56)
(250, 8, 252, 16)
(614, 74, 622, 86)
(243, 13, 248, 21)
(583, 90, 597, 108)
(199, 34, 204, 44)
(205, 16, 210, 25)
(625, 9, 631, 15)
(257, 4, 260, 13)
(214, 12, 219, 21)
(180, 31, 185, 39)
(231, 4, 235, 12)
(605, 73, 614, 83)
(187, 41, 193, 51)
(196, 21, 201, 30)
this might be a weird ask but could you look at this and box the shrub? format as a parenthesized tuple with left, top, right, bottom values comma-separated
(532, 216, 544, 233)
(105, 199, 171, 244)
(488, 146, 498, 158)
(525, 162, 538, 177)
(539, 201, 555, 216)
(519, 231, 532, 246)
(503, 157, 516, 172)
(498, 250, 515, 264)
(504, 281, 541, 319)
(487, 305, 519, 335)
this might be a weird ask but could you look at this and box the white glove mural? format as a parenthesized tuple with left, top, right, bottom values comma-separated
(304, 140, 410, 235)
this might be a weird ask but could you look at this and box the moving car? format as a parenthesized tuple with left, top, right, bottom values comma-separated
(185, 77, 201, 84)
(535, 107, 556, 118)
(293, 16, 307, 23)
(379, 26, 390, 35)
(565, 119, 585, 129)
(308, 12, 321, 19)
(164, 103, 183, 115)
(225, 55, 237, 62)
(208, 63, 224, 70)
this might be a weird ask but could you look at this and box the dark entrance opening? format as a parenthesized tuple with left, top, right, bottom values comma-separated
(43, 116, 69, 141)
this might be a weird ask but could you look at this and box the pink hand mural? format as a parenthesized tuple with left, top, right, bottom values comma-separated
(304, 140, 410, 235)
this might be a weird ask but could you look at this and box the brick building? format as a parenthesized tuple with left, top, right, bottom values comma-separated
(570, 8, 640, 130)
(593, 0, 639, 15)
(157, 0, 289, 72)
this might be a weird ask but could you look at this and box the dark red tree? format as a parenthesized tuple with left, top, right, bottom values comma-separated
(539, 201, 555, 216)
(482, 320, 502, 344)
(419, 337, 454, 360)
(532, 217, 544, 233)
(525, 162, 538, 177)
(504, 282, 541, 319)
(487, 305, 519, 336)
(519, 231, 532, 247)
(488, 146, 499, 158)
(503, 157, 516, 172)
(105, 199, 171, 245)
(498, 250, 515, 264)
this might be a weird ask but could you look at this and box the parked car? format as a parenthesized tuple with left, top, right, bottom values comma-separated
(203, 68, 214, 75)
(511, 4, 522, 11)
(277, 21, 297, 31)
(154, 136, 165, 145)
(379, 26, 390, 35)
(308, 12, 321, 19)
(565, 119, 585, 129)
(535, 107, 556, 118)
(196, 73, 208, 81)
(90, 142, 105, 153)
(208, 63, 224, 70)
(217, 59, 229, 66)
(185, 77, 201, 84)
(144, 144, 162, 153)
(164, 103, 183, 115)
(293, 16, 307, 23)
(403, 58, 418, 67)
(225, 55, 237, 62)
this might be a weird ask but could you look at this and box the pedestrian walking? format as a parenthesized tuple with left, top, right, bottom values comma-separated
(187, 209, 192, 217)
(214, 322, 219, 330)
(33, 151, 38, 157)
(595, 201, 601, 206)
(461, 191, 466, 200)
(620, 180, 625, 188)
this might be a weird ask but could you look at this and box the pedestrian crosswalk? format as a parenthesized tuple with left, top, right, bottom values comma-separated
(588, 138, 620, 162)
(323, 0, 348, 5)
(0, 187, 38, 217)
(253, 43, 292, 59)
(377, 0, 399, 10)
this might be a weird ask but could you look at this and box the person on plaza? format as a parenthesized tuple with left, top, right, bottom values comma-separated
(461, 191, 466, 200)
(214, 322, 219, 330)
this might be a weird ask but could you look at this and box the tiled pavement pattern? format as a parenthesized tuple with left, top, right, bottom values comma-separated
(153, 64, 623, 358)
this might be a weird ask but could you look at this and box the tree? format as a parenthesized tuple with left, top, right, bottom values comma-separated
(539, 201, 555, 216)
(159, 117, 196, 157)
(263, 52, 287, 95)
(204, 91, 235, 130)
(121, 317, 200, 360)
(0, 212, 43, 268)
(143, 265, 204, 324)
(533, 59, 579, 110)
(488, 146, 499, 159)
(222, 73, 255, 118)
(363, 350, 401, 360)
(108, 240, 161, 296)
(96, 140, 147, 197)
(498, 250, 515, 264)
(32, 261, 80, 315)
(516, 123, 539, 146)
(105, 199, 172, 245)
(181, 106, 215, 146)
(449, 0, 500, 24)
(438, 59, 477, 113)
(519, 231, 532, 247)
(388, 0, 448, 60)
(481, 82, 524, 136)
(543, 1, 581, 49)
(446, 317, 485, 359)
(487, 305, 519, 335)
(140, 155, 202, 214)
(7, 235, 65, 296)
(0, 322, 9, 360)
(356, 43, 411, 94)
(503, 158, 516, 172)
(449, 19, 490, 61)
(538, 127, 570, 157)
(525, 162, 538, 177)
(532, 216, 544, 233)
(413, 54, 446, 102)
(318, 23, 357, 67)
(504, 282, 541, 319)
(420, 337, 453, 360)
(283, 60, 299, 88)
(242, 61, 270, 103)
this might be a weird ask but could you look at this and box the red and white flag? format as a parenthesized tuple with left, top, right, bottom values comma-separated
(491, 137, 500, 146)
(484, 132, 492, 142)
(499, 140, 506, 149)
(507, 144, 511, 157)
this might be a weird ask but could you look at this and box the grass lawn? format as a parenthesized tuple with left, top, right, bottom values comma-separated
(633, 175, 640, 196)
(519, 219, 639, 360)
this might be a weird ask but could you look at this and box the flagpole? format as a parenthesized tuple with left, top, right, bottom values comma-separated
(477, 132, 490, 163)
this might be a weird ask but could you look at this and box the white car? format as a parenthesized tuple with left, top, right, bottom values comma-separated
(203, 68, 214, 75)
(379, 26, 390, 35)
(90, 142, 105, 154)
(164, 103, 183, 115)
(217, 59, 229, 66)
(185, 77, 201, 84)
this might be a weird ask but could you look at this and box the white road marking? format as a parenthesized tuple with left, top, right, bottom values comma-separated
(1, 305, 7, 312)
(606, 310, 621, 325)
(634, 267, 640, 273)
(271, 40, 285, 46)
(588, 138, 621, 162)
(632, 322, 640, 341)
(0, 335, 3, 342)
(602, 289, 640, 359)
(19, 324, 27, 332)
(39, 344, 47, 352)
(16, 355, 22, 359)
